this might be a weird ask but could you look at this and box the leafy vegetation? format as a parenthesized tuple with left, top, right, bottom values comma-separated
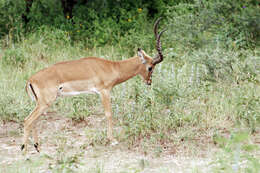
(0, 0, 259, 172)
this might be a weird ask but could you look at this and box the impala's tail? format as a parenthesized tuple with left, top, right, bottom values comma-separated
(26, 82, 38, 101)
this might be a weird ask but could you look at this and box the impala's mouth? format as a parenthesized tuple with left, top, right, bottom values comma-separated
(146, 79, 152, 85)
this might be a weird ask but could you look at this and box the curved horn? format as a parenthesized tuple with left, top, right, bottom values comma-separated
(153, 17, 162, 38)
(152, 18, 166, 65)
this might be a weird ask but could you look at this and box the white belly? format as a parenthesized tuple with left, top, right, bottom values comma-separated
(57, 80, 100, 97)
(58, 87, 100, 96)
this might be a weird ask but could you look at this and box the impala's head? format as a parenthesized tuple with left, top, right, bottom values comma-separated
(137, 17, 166, 85)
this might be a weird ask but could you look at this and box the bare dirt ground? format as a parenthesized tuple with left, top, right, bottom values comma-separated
(0, 113, 233, 173)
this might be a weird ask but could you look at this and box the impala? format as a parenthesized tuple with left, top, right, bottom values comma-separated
(21, 18, 166, 153)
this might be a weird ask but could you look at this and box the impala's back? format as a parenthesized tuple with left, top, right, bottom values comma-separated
(28, 57, 120, 99)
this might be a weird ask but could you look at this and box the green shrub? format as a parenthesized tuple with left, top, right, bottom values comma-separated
(0, 0, 165, 47)
(0, 0, 25, 39)
(165, 0, 260, 50)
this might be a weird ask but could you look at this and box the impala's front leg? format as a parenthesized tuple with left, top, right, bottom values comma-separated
(100, 90, 118, 145)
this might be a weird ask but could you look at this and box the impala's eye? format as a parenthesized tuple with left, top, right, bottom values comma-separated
(148, 67, 153, 72)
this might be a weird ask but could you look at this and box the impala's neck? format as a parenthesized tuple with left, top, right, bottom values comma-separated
(115, 56, 142, 84)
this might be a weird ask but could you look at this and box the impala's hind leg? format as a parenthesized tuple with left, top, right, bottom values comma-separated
(32, 110, 49, 152)
(22, 84, 58, 154)
(21, 103, 48, 154)
(32, 122, 40, 152)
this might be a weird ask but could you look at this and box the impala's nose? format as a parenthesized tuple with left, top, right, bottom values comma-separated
(146, 79, 152, 85)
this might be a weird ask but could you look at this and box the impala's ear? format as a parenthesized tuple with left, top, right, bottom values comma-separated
(137, 48, 146, 64)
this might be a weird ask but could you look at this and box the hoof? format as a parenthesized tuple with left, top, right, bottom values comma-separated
(21, 144, 25, 151)
(34, 143, 40, 153)
(21, 144, 28, 156)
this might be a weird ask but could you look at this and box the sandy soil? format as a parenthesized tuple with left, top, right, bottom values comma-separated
(0, 113, 223, 173)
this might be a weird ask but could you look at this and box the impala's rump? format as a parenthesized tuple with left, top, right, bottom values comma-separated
(26, 82, 38, 101)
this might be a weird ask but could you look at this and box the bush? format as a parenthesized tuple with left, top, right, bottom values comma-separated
(165, 0, 260, 50)
(0, 0, 25, 39)
(0, 0, 166, 47)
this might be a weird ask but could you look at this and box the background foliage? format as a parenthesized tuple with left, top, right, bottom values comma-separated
(1, 0, 259, 48)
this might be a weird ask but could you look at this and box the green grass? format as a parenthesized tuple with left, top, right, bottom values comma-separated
(0, 27, 259, 172)
(1, 27, 260, 138)
(211, 131, 260, 173)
